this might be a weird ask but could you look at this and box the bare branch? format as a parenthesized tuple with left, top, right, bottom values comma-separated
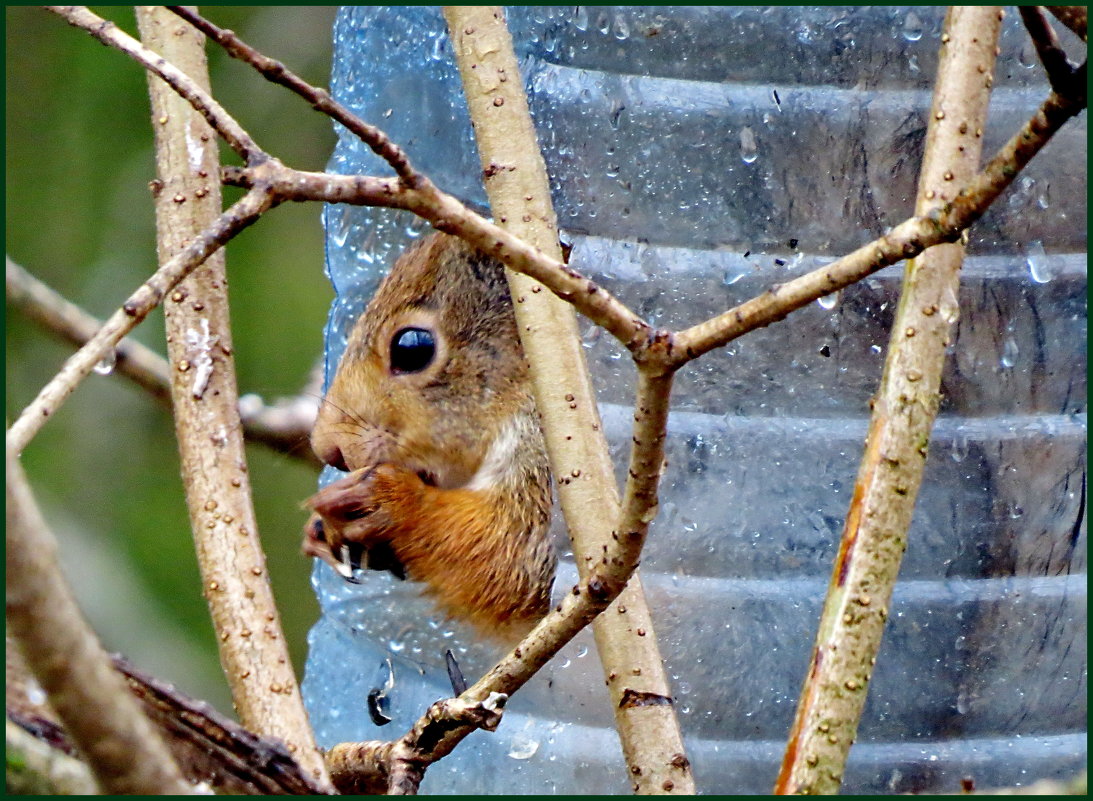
(6, 719, 98, 795)
(44, 6, 262, 163)
(670, 79, 1086, 369)
(7, 256, 173, 406)
(135, 7, 330, 787)
(166, 5, 421, 185)
(1046, 6, 1088, 41)
(6, 449, 193, 794)
(222, 70, 1085, 380)
(6, 186, 274, 456)
(443, 6, 692, 793)
(223, 163, 655, 353)
(6, 257, 319, 464)
(8, 645, 332, 795)
(327, 694, 506, 795)
(776, 7, 1002, 793)
(1019, 6, 1085, 94)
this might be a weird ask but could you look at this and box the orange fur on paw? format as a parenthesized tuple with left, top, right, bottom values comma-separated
(304, 463, 552, 642)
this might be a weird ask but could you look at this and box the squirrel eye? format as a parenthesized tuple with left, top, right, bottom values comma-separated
(390, 327, 436, 374)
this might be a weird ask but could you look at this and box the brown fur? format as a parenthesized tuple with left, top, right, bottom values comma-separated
(306, 233, 555, 641)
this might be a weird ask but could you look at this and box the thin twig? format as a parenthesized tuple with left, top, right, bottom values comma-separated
(222, 163, 654, 353)
(669, 81, 1086, 369)
(6, 185, 274, 456)
(444, 6, 693, 794)
(326, 694, 506, 795)
(6, 449, 193, 794)
(1046, 6, 1088, 41)
(44, 6, 263, 163)
(165, 5, 420, 186)
(330, 367, 680, 788)
(7, 256, 173, 405)
(6, 257, 319, 464)
(135, 7, 330, 788)
(221, 66, 1086, 377)
(1019, 5, 1084, 94)
(775, 7, 1002, 793)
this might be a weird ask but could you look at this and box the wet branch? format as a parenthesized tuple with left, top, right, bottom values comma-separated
(134, 6, 329, 787)
(44, 5, 262, 163)
(775, 7, 1003, 793)
(6, 185, 273, 456)
(6, 450, 193, 793)
(1045, 6, 1087, 42)
(5, 257, 318, 464)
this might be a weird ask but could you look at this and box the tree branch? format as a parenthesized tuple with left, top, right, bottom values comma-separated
(6, 449, 193, 793)
(6, 185, 274, 456)
(775, 7, 1003, 793)
(444, 6, 692, 794)
(669, 77, 1086, 369)
(165, 5, 420, 186)
(219, 69, 1085, 378)
(5, 257, 319, 464)
(7, 641, 332, 794)
(134, 7, 330, 788)
(1046, 6, 1087, 42)
(6, 719, 98, 795)
(1019, 5, 1085, 95)
(44, 5, 263, 163)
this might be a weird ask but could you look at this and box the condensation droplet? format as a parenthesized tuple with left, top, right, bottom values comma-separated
(1025, 240, 1055, 283)
(1000, 337, 1018, 368)
(723, 265, 748, 286)
(94, 349, 117, 375)
(950, 436, 969, 462)
(902, 11, 924, 41)
(739, 126, 758, 164)
(508, 733, 540, 760)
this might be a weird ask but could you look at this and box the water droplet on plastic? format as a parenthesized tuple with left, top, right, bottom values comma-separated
(950, 436, 969, 462)
(1000, 337, 1018, 368)
(94, 349, 117, 375)
(902, 11, 923, 41)
(1025, 240, 1054, 283)
(508, 733, 540, 760)
(817, 290, 840, 310)
(572, 5, 589, 32)
(739, 126, 758, 164)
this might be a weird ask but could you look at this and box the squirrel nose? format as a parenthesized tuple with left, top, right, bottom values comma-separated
(315, 442, 349, 473)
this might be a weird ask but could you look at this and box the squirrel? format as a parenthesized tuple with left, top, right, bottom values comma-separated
(303, 232, 556, 643)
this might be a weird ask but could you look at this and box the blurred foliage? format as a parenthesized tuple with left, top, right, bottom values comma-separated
(6, 6, 340, 714)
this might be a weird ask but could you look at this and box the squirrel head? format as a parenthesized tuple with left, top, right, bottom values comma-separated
(312, 233, 532, 489)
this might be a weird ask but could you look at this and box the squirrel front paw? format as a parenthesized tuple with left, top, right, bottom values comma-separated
(302, 463, 423, 581)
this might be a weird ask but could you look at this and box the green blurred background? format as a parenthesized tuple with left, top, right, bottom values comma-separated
(7, 6, 340, 714)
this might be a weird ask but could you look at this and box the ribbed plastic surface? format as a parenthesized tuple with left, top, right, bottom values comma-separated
(304, 7, 1086, 793)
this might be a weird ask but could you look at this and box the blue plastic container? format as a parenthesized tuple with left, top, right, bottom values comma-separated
(304, 7, 1086, 793)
